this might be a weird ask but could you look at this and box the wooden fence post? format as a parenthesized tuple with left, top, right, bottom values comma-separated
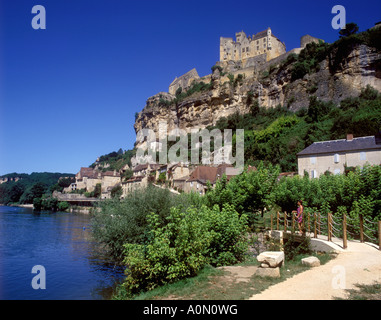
(292, 211, 295, 234)
(318, 213, 321, 235)
(328, 213, 332, 242)
(359, 214, 364, 243)
(314, 212, 317, 238)
(343, 213, 348, 249)
(378, 221, 381, 251)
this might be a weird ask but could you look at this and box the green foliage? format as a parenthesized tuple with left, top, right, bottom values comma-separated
(211, 65, 223, 73)
(273, 165, 381, 221)
(57, 201, 70, 212)
(33, 197, 59, 212)
(205, 162, 280, 226)
(111, 185, 123, 199)
(210, 85, 380, 172)
(157, 172, 166, 184)
(92, 149, 136, 172)
(91, 185, 191, 261)
(283, 236, 312, 261)
(0, 172, 74, 205)
(290, 41, 329, 81)
(120, 204, 248, 296)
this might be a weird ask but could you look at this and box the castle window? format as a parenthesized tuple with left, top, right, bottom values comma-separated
(246, 47, 249, 52)
(263, 38, 266, 42)
(257, 40, 259, 44)
(257, 46, 259, 50)
(264, 43, 266, 48)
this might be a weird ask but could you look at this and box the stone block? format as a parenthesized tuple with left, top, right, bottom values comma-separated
(257, 251, 284, 268)
(301, 256, 320, 267)
(255, 267, 280, 278)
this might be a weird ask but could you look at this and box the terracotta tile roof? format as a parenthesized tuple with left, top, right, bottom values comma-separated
(133, 164, 149, 172)
(101, 171, 121, 177)
(187, 166, 218, 184)
(78, 167, 100, 179)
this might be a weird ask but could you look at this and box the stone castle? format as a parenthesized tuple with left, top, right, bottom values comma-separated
(168, 28, 322, 95)
(219, 28, 286, 64)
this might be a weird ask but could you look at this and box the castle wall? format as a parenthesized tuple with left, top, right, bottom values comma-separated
(220, 28, 286, 63)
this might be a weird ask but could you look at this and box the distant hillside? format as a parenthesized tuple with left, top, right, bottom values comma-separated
(0, 172, 75, 205)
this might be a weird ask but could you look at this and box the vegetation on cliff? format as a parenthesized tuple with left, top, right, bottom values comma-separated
(209, 85, 381, 172)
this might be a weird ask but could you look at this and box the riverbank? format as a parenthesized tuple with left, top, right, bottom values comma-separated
(6, 203, 34, 208)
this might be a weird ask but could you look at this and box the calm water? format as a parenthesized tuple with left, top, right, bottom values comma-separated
(0, 206, 125, 300)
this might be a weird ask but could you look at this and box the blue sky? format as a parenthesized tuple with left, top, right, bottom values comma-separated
(0, 0, 380, 175)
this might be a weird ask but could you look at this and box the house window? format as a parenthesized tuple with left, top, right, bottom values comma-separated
(360, 152, 366, 160)
(311, 170, 317, 178)
(334, 154, 340, 163)
(310, 156, 316, 165)
(334, 169, 341, 175)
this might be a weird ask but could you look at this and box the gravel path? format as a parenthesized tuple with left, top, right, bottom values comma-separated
(249, 241, 381, 300)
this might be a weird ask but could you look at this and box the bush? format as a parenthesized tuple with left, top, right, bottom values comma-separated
(283, 235, 312, 261)
(120, 204, 249, 296)
(57, 201, 70, 212)
(91, 186, 180, 261)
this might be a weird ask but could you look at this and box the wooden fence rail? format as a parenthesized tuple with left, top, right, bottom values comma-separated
(273, 211, 381, 251)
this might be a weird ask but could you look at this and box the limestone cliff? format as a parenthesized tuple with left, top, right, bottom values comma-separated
(134, 43, 381, 145)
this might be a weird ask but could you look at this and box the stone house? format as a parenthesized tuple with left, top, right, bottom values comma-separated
(66, 167, 101, 192)
(65, 167, 121, 197)
(169, 68, 200, 95)
(101, 170, 121, 193)
(297, 134, 381, 178)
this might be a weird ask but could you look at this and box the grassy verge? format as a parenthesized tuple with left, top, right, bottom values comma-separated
(114, 252, 335, 300)
(335, 282, 381, 300)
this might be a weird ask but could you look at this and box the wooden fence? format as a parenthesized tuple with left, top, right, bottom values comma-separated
(268, 211, 381, 251)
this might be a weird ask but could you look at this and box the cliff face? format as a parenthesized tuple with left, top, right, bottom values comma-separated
(134, 44, 381, 143)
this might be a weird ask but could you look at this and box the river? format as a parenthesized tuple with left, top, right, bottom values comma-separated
(0, 205, 125, 300)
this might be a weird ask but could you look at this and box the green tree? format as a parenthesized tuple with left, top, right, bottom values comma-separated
(339, 22, 359, 38)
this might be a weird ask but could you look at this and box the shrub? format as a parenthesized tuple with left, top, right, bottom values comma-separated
(91, 186, 179, 261)
(57, 201, 70, 212)
(120, 204, 249, 296)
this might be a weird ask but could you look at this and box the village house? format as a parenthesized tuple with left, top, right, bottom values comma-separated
(297, 134, 381, 178)
(64, 167, 121, 197)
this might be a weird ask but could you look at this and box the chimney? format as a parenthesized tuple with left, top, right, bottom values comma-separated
(347, 134, 354, 141)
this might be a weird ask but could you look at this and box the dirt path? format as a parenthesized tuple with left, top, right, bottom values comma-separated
(249, 241, 381, 300)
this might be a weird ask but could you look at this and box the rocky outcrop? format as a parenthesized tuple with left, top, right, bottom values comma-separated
(134, 44, 381, 146)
